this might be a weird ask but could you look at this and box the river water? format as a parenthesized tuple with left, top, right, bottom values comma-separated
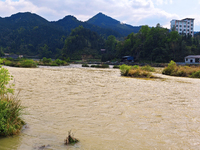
(1, 65, 200, 149)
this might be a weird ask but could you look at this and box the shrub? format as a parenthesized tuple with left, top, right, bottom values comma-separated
(82, 64, 89, 67)
(113, 65, 120, 69)
(0, 67, 25, 136)
(55, 59, 64, 66)
(190, 70, 200, 78)
(0, 97, 25, 136)
(100, 64, 109, 68)
(19, 59, 37, 68)
(127, 69, 153, 78)
(90, 64, 109, 68)
(4, 60, 13, 66)
(162, 60, 200, 78)
(141, 65, 155, 72)
(162, 60, 177, 75)
(50, 62, 58, 66)
(120, 64, 132, 76)
(120, 64, 154, 78)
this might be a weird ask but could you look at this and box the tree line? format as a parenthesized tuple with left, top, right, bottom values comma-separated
(1, 24, 200, 63)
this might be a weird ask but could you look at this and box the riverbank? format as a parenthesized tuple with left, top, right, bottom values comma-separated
(1, 66, 200, 149)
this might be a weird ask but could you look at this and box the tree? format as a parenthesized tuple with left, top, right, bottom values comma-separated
(39, 44, 52, 58)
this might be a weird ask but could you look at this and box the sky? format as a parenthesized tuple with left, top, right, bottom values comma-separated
(0, 0, 200, 31)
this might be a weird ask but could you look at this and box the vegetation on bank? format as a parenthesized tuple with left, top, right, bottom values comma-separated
(2, 24, 200, 63)
(113, 65, 120, 69)
(37, 57, 69, 66)
(3, 58, 37, 68)
(90, 64, 109, 68)
(0, 66, 25, 136)
(1, 57, 69, 68)
(162, 60, 200, 78)
(82, 64, 89, 67)
(120, 64, 155, 78)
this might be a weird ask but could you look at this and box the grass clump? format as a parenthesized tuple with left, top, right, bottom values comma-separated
(64, 131, 79, 145)
(162, 60, 200, 78)
(82, 64, 89, 67)
(91, 64, 109, 68)
(120, 64, 154, 78)
(38, 57, 69, 66)
(113, 65, 120, 69)
(0, 67, 25, 136)
(141, 65, 155, 72)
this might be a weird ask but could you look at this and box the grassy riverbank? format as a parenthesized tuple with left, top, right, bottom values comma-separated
(37, 57, 69, 66)
(3, 58, 37, 68)
(0, 67, 25, 136)
(1, 57, 69, 68)
(162, 60, 200, 78)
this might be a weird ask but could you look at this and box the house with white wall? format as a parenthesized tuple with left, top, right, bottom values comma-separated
(185, 55, 200, 63)
(170, 18, 194, 37)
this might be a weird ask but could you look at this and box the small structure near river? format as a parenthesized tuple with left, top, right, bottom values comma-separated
(185, 55, 200, 64)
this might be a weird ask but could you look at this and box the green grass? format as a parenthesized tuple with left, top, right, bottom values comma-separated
(2, 58, 37, 68)
(38, 58, 69, 66)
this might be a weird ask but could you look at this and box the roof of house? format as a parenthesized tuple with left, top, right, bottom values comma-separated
(182, 18, 195, 21)
(185, 55, 200, 59)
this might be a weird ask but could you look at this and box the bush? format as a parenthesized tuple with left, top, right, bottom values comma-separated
(162, 60, 177, 75)
(127, 69, 153, 78)
(82, 64, 89, 67)
(55, 59, 64, 66)
(113, 65, 120, 69)
(19, 59, 37, 68)
(0, 67, 25, 136)
(120, 64, 154, 78)
(190, 70, 200, 78)
(141, 65, 155, 72)
(162, 60, 200, 78)
(4, 60, 13, 66)
(120, 64, 132, 76)
(90, 64, 109, 68)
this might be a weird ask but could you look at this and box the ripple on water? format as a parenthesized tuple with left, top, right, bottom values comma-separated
(1, 66, 200, 149)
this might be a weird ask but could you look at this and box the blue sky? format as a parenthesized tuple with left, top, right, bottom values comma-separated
(0, 0, 200, 31)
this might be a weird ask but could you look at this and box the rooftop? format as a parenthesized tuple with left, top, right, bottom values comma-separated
(185, 55, 200, 58)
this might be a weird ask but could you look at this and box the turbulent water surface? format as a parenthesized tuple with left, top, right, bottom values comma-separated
(0, 65, 200, 149)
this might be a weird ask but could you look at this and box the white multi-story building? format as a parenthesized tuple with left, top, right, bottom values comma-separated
(170, 18, 194, 37)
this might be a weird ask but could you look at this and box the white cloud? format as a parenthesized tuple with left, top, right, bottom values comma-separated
(154, 0, 173, 5)
(0, 0, 179, 29)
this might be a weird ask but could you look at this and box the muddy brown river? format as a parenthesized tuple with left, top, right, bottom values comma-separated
(0, 65, 200, 149)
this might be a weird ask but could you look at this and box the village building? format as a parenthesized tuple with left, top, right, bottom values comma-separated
(170, 18, 194, 37)
(185, 55, 200, 63)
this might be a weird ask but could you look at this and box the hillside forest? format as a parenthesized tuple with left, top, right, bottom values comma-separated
(0, 12, 200, 63)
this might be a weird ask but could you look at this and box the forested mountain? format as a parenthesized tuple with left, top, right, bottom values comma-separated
(53, 15, 121, 38)
(62, 26, 105, 60)
(0, 12, 66, 57)
(1, 12, 200, 62)
(0, 12, 141, 58)
(87, 12, 141, 36)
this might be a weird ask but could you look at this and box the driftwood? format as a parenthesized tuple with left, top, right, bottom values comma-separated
(64, 130, 79, 145)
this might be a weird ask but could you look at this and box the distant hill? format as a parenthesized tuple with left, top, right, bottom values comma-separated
(53, 15, 122, 38)
(0, 12, 142, 58)
(87, 12, 141, 36)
